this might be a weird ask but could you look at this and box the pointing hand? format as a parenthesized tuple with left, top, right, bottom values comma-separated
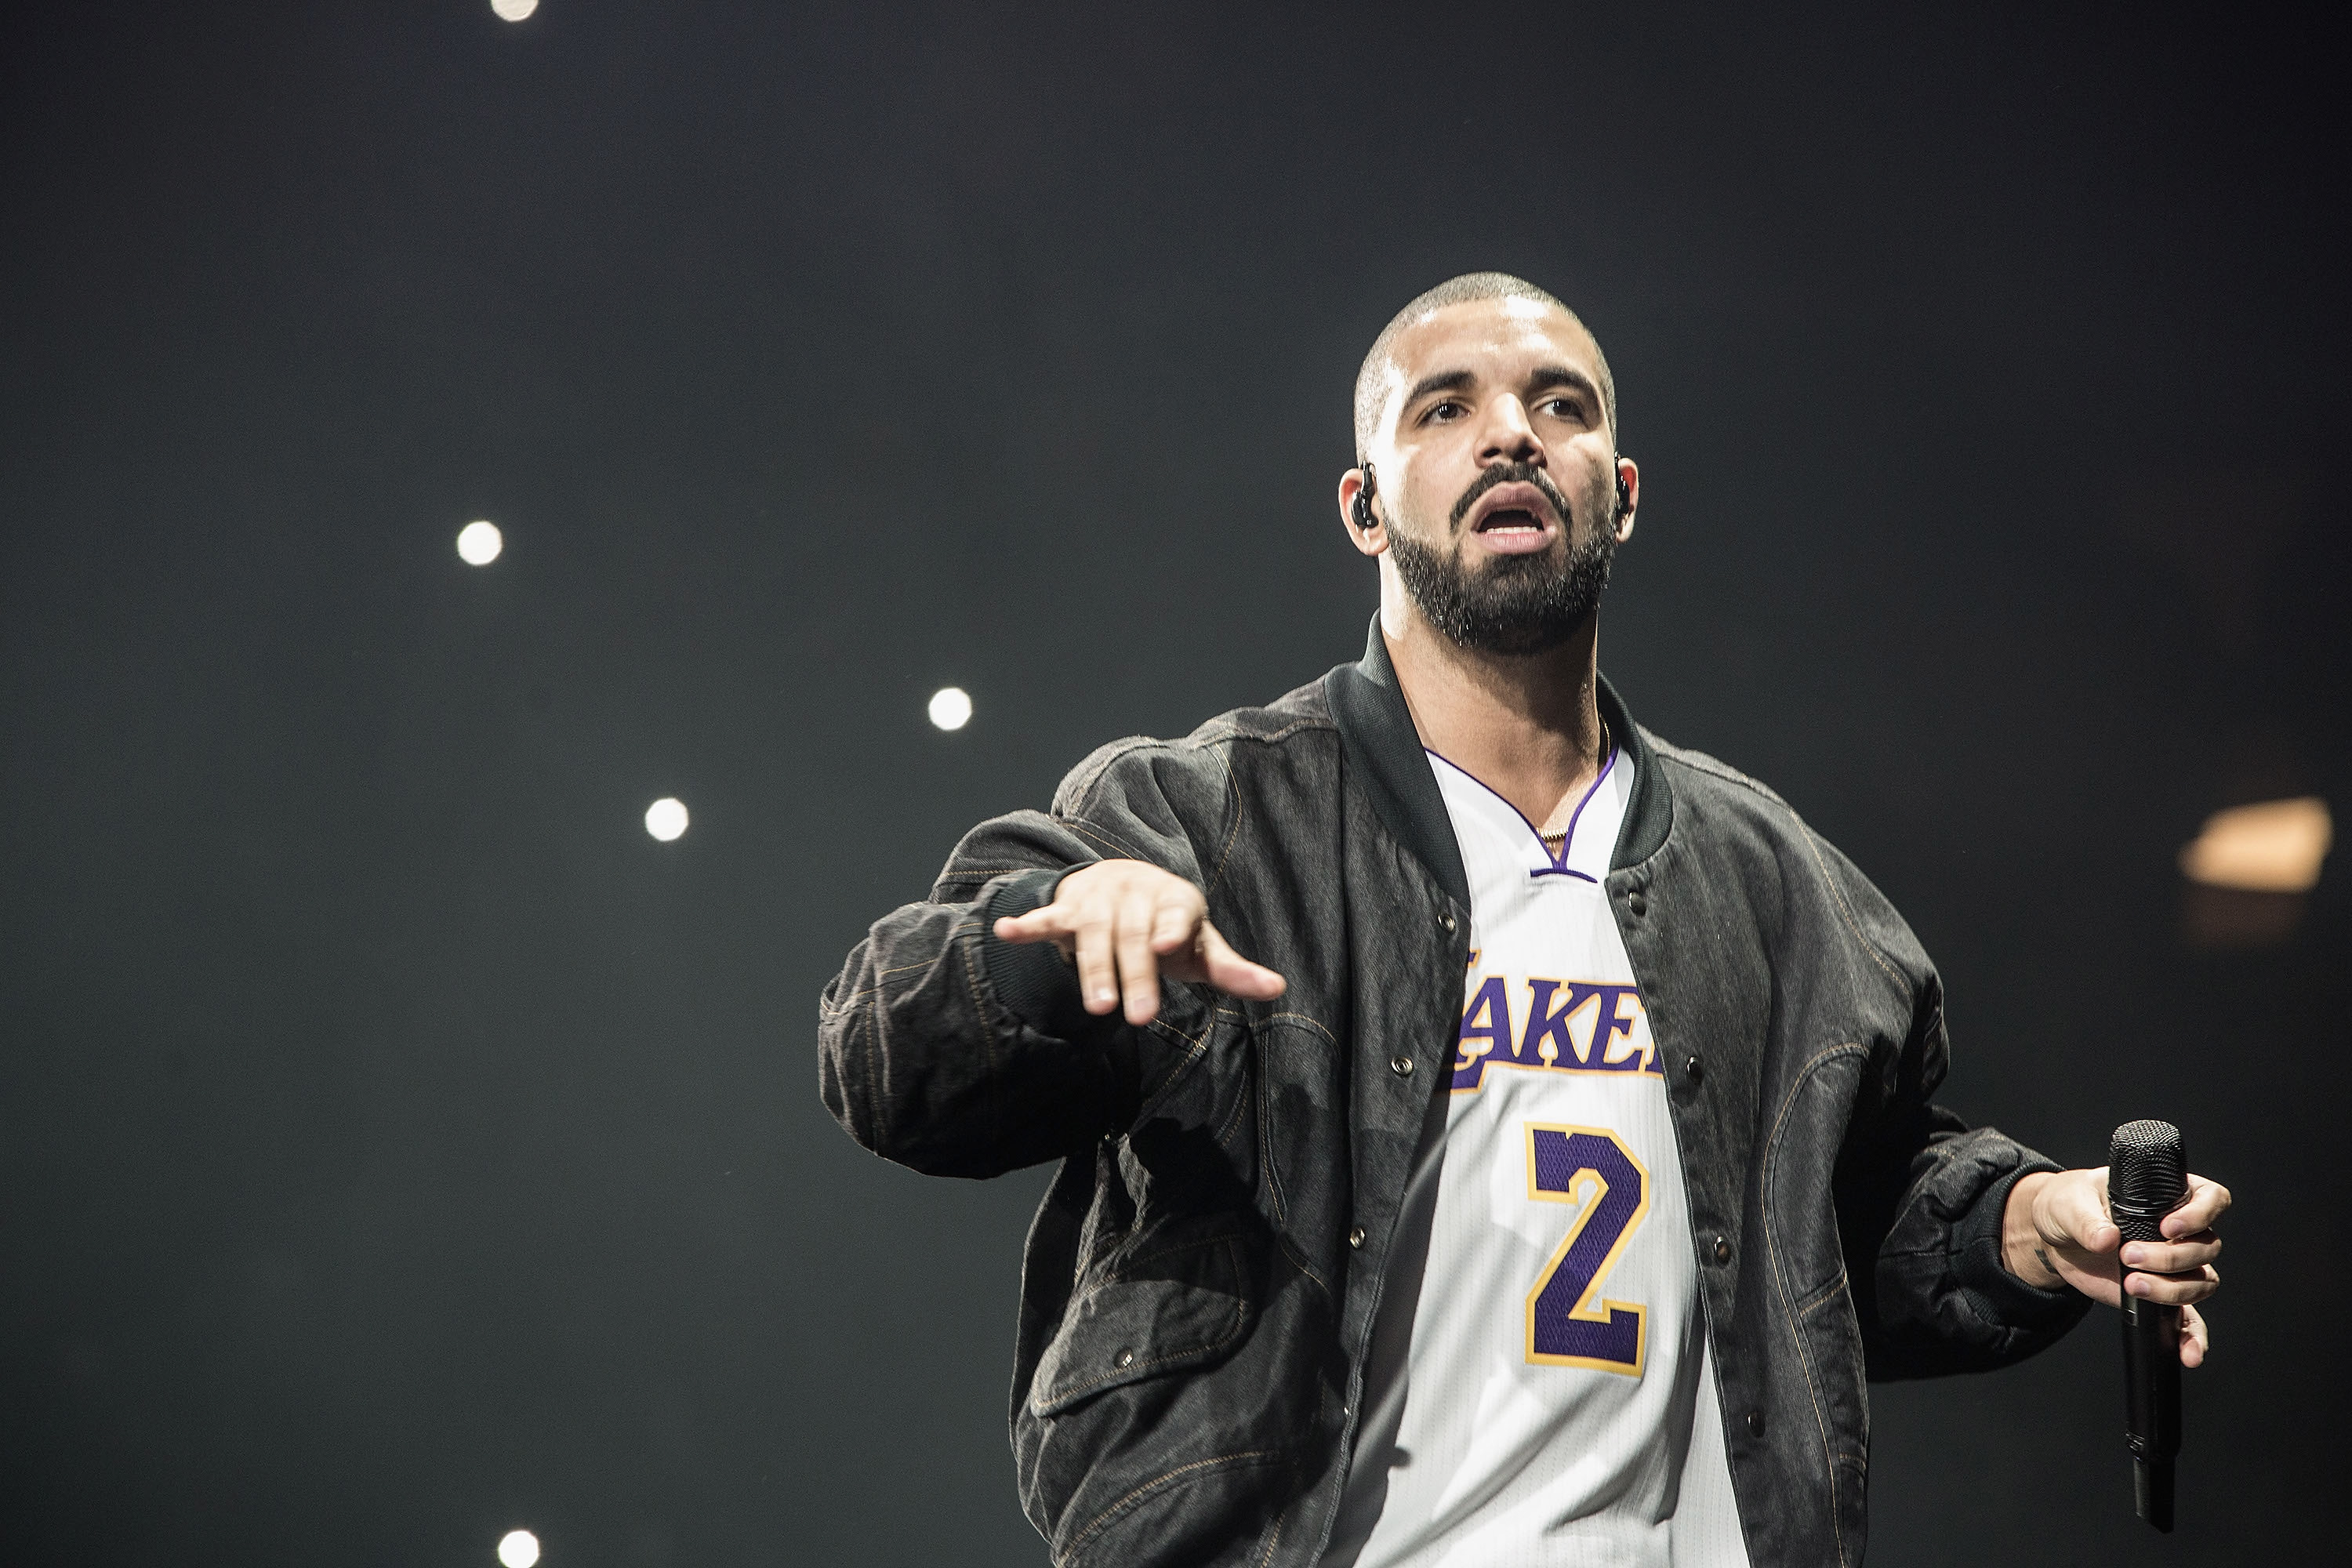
(992, 859, 1287, 1027)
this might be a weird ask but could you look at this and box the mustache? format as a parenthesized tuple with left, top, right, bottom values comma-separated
(1448, 461, 1577, 530)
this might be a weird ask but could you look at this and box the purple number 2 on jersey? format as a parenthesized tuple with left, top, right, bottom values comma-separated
(1524, 1125, 1651, 1376)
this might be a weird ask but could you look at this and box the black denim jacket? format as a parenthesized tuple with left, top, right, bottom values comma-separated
(818, 624, 2088, 1567)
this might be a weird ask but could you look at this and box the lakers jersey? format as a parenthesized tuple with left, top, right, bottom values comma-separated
(1323, 746, 1751, 1568)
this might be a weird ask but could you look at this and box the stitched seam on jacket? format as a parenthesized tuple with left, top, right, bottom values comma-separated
(1796, 826, 1905, 991)
(1203, 742, 1245, 898)
(1056, 721, 1335, 853)
(1058, 1447, 1287, 1566)
(1058, 719, 1335, 818)
(1264, 1011, 1340, 1046)
(819, 981, 879, 1014)
(855, 1010, 884, 1154)
(1762, 1042, 1869, 1568)
(1064, 818, 1156, 864)
(1208, 1007, 1254, 1152)
(1656, 752, 1906, 994)
(956, 922, 1003, 1152)
(818, 954, 949, 1013)
(1214, 1069, 1254, 1153)
(1275, 1233, 1330, 1301)
(1137, 1016, 1213, 1115)
(1798, 1269, 1852, 1317)
(1250, 1503, 1287, 1568)
(1252, 1074, 1330, 1301)
(1249, 1010, 1347, 1289)
(1247, 1025, 1333, 1301)
(1254, 1069, 1289, 1231)
(1650, 742, 1788, 804)
(822, 923, 985, 1013)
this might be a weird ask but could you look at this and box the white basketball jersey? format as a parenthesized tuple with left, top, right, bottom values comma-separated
(1323, 746, 1751, 1568)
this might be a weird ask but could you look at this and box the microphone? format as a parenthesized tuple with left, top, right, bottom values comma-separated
(2109, 1119, 2187, 1531)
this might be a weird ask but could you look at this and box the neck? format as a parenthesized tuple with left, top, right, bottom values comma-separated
(1379, 581, 1606, 838)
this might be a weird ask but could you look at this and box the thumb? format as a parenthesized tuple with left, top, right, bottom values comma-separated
(2053, 1174, 2120, 1254)
(1199, 924, 1287, 1000)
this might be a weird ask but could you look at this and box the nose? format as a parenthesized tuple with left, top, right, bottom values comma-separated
(1475, 394, 1543, 468)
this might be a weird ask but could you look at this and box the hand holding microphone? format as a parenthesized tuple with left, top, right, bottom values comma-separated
(1998, 1147, 2229, 1363)
(1999, 1123, 2231, 1532)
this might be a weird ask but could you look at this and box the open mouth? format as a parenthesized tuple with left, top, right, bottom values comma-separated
(1465, 481, 1561, 552)
(1475, 505, 1548, 535)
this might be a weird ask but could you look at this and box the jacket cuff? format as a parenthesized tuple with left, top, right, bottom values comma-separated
(978, 867, 1096, 1040)
(1952, 1159, 2078, 1327)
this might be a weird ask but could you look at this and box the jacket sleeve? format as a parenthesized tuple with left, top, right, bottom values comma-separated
(1817, 833, 2094, 1379)
(816, 741, 1227, 1179)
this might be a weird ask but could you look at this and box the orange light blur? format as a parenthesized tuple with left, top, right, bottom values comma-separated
(2177, 797, 2332, 893)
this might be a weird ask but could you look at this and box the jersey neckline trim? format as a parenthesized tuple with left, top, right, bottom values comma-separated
(1425, 745, 1620, 883)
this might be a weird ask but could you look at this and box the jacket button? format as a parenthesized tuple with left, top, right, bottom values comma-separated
(1439, 910, 1457, 934)
(1712, 1235, 1732, 1265)
(1744, 1408, 1766, 1439)
(1115, 1348, 1134, 1369)
(1390, 1054, 1414, 1078)
(1348, 1225, 1367, 1250)
(1684, 1054, 1704, 1086)
(1628, 891, 1648, 916)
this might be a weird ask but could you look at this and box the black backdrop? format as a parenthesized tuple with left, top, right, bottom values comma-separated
(2, 3, 2344, 1563)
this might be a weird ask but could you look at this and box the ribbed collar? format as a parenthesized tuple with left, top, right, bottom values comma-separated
(1323, 615, 1673, 906)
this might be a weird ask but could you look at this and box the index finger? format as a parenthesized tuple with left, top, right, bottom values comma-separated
(993, 906, 1076, 944)
(2165, 1174, 2231, 1238)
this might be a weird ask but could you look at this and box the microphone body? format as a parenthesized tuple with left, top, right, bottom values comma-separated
(2110, 1120, 2187, 1531)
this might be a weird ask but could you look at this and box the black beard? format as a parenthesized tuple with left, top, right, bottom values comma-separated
(1387, 463, 1617, 656)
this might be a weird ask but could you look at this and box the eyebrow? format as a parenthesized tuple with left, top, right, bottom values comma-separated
(1523, 365, 1600, 403)
(1403, 368, 1475, 406)
(1403, 364, 1599, 408)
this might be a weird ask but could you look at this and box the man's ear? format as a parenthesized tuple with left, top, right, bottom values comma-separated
(1338, 466, 1386, 557)
(1613, 458, 1639, 542)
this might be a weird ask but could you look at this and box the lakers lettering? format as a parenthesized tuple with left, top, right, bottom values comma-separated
(1453, 970, 1657, 1091)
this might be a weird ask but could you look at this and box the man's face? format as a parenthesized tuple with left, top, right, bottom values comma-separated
(1356, 297, 1630, 655)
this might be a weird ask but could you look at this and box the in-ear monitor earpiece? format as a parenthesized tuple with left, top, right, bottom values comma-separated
(1352, 463, 1380, 531)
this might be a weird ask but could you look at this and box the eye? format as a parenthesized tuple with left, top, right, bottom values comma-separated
(1540, 397, 1588, 422)
(1421, 398, 1466, 423)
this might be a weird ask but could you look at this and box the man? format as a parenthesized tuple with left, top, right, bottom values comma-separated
(817, 274, 2229, 1566)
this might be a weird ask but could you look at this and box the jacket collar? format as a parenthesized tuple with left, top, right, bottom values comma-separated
(1324, 615, 1672, 905)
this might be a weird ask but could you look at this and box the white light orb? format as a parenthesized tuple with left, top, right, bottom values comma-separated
(456, 521, 503, 565)
(927, 687, 972, 731)
(496, 1530, 541, 1568)
(644, 797, 689, 842)
(491, 0, 539, 21)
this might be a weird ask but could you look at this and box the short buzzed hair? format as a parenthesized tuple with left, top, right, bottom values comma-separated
(1352, 272, 1617, 460)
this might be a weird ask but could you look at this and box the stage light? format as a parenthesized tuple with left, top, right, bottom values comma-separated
(491, 0, 539, 20)
(2179, 796, 2331, 892)
(928, 687, 972, 731)
(496, 1531, 540, 1568)
(644, 797, 689, 842)
(456, 521, 503, 565)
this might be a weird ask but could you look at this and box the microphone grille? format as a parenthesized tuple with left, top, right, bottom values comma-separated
(2109, 1119, 2186, 1210)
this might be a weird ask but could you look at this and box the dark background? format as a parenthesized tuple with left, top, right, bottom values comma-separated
(2, 2, 2343, 1563)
